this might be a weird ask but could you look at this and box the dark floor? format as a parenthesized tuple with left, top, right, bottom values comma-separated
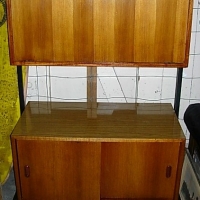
(2, 169, 16, 200)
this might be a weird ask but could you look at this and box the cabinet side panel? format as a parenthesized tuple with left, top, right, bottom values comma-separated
(173, 0, 190, 63)
(11, 138, 22, 200)
(101, 142, 180, 199)
(173, 141, 186, 200)
(16, 140, 100, 200)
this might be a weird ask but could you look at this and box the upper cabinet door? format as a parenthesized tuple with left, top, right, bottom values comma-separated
(6, 0, 193, 67)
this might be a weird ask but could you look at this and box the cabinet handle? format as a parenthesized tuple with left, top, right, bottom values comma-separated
(24, 165, 30, 177)
(166, 165, 172, 178)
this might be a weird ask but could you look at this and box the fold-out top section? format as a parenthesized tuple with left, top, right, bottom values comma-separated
(6, 0, 193, 67)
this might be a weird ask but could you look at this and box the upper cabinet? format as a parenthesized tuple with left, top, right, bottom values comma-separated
(6, 0, 193, 67)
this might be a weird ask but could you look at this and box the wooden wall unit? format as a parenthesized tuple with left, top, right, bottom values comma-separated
(6, 0, 193, 67)
(11, 102, 185, 200)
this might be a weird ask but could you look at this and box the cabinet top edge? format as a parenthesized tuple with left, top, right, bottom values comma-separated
(11, 102, 185, 140)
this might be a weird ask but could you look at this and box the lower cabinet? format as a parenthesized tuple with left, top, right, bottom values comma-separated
(12, 139, 183, 200)
(11, 102, 185, 200)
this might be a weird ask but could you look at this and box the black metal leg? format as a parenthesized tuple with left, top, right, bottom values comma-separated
(13, 192, 18, 200)
(174, 68, 183, 117)
(17, 65, 25, 114)
(174, 68, 183, 200)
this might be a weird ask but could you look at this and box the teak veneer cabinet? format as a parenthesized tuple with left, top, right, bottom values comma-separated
(6, 0, 193, 67)
(11, 102, 185, 200)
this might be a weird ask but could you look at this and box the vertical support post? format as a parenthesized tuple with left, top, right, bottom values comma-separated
(174, 68, 183, 117)
(17, 66, 25, 114)
(87, 67, 97, 118)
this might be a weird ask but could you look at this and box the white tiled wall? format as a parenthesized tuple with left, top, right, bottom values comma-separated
(27, 0, 200, 143)
(179, 0, 200, 141)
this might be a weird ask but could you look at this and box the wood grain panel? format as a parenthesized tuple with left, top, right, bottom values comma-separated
(10, 139, 22, 199)
(12, 102, 185, 141)
(154, 0, 177, 62)
(94, 0, 115, 62)
(17, 140, 100, 200)
(173, 0, 190, 63)
(101, 142, 180, 199)
(10, 0, 33, 61)
(11, 0, 53, 62)
(134, 0, 156, 62)
(7, 0, 23, 61)
(73, 0, 94, 62)
(114, 0, 135, 62)
(52, 0, 74, 61)
(7, 0, 192, 66)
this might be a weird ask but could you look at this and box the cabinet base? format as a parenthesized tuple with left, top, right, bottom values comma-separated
(101, 199, 172, 200)
(13, 194, 181, 200)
